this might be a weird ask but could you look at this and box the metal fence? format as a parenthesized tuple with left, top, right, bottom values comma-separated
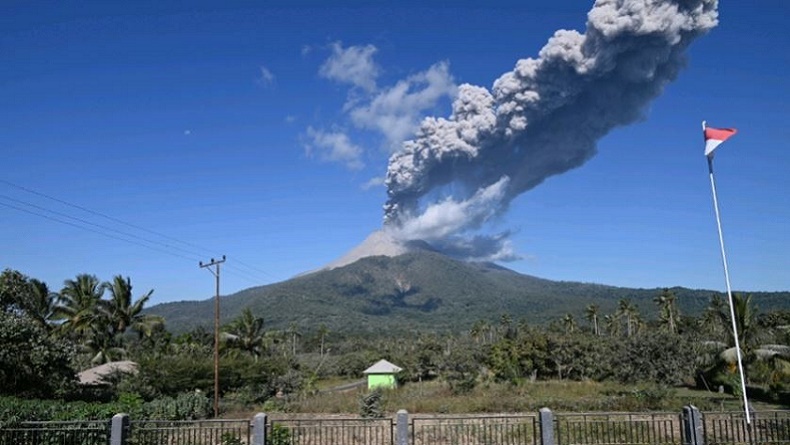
(268, 417, 394, 445)
(0, 420, 110, 445)
(411, 414, 539, 445)
(128, 419, 251, 445)
(554, 412, 685, 445)
(702, 411, 790, 445)
(1, 408, 789, 445)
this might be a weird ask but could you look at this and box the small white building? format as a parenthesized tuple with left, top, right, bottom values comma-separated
(363, 359, 403, 390)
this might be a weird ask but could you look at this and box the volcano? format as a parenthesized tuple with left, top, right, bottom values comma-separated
(321, 230, 436, 271)
(145, 231, 790, 335)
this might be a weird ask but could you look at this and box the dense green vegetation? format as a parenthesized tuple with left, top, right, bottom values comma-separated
(1, 265, 788, 423)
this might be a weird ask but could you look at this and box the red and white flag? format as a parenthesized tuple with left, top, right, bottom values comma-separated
(704, 124, 737, 157)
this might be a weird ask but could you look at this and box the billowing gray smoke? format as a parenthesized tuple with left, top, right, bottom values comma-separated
(383, 0, 719, 261)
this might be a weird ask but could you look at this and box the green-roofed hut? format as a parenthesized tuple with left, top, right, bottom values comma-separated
(363, 359, 403, 390)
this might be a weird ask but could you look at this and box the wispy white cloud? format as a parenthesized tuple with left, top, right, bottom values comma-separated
(350, 61, 456, 151)
(361, 176, 385, 190)
(307, 42, 456, 172)
(258, 66, 276, 87)
(304, 127, 365, 170)
(319, 42, 380, 92)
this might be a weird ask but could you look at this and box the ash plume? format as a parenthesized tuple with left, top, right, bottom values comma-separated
(383, 0, 719, 261)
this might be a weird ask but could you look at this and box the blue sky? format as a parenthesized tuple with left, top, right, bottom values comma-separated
(1, 0, 788, 306)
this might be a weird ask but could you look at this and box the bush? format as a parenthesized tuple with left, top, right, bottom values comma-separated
(144, 391, 212, 420)
(0, 390, 212, 426)
(0, 396, 124, 426)
(220, 432, 245, 445)
(0, 313, 77, 398)
(359, 389, 384, 418)
(268, 424, 292, 445)
(611, 333, 699, 385)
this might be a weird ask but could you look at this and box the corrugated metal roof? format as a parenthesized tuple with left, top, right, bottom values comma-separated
(78, 360, 138, 385)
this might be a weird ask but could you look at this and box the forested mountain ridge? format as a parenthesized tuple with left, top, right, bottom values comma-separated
(148, 250, 790, 334)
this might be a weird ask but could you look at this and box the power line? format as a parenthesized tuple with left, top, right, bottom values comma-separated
(224, 267, 269, 285)
(231, 257, 278, 281)
(0, 193, 204, 261)
(1, 180, 278, 285)
(0, 179, 212, 256)
(0, 200, 197, 262)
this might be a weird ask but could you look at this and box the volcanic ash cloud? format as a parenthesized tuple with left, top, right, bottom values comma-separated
(382, 0, 719, 261)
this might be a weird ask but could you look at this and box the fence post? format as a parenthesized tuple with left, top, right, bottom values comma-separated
(682, 405, 704, 445)
(396, 409, 409, 445)
(252, 412, 267, 445)
(539, 407, 555, 445)
(110, 413, 129, 445)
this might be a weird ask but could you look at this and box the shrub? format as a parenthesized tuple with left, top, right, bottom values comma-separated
(268, 424, 292, 445)
(0, 312, 77, 398)
(143, 391, 212, 420)
(359, 389, 384, 418)
(220, 432, 245, 445)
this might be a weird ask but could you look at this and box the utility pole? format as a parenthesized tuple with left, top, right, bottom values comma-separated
(199, 255, 226, 418)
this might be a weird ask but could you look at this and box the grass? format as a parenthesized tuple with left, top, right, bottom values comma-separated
(236, 379, 786, 417)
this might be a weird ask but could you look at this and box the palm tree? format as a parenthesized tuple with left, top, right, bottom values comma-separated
(56, 274, 127, 364)
(617, 299, 640, 337)
(604, 313, 621, 337)
(226, 308, 266, 360)
(317, 323, 330, 357)
(20, 279, 59, 331)
(500, 313, 515, 339)
(718, 294, 780, 363)
(654, 288, 680, 334)
(703, 293, 790, 389)
(470, 319, 493, 344)
(82, 331, 127, 365)
(700, 294, 727, 337)
(585, 304, 600, 336)
(287, 322, 301, 356)
(106, 275, 163, 338)
(562, 313, 577, 334)
(729, 293, 759, 349)
(55, 274, 108, 339)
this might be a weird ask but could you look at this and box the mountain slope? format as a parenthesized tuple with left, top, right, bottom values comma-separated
(148, 250, 790, 335)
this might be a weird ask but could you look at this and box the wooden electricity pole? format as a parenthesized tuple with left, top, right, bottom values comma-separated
(199, 255, 225, 418)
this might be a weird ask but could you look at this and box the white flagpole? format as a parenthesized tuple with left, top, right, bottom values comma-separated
(704, 121, 751, 424)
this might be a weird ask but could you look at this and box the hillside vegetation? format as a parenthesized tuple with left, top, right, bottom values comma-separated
(149, 250, 790, 334)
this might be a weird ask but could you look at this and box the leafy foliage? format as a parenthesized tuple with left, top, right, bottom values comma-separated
(267, 424, 292, 445)
(610, 333, 700, 385)
(359, 389, 384, 418)
(0, 312, 77, 398)
(144, 391, 212, 420)
(0, 391, 211, 424)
